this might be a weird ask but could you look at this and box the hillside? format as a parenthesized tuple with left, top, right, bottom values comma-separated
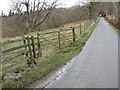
(1, 15, 84, 38)
(2, 16, 24, 38)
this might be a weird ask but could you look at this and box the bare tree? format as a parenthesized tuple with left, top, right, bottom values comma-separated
(11, 0, 58, 33)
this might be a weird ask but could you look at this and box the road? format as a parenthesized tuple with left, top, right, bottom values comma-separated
(34, 18, 119, 88)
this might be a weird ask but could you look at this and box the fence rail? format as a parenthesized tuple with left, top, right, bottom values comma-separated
(0, 38, 23, 46)
(2, 44, 27, 54)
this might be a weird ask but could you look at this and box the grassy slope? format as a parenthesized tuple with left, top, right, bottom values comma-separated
(2, 19, 99, 88)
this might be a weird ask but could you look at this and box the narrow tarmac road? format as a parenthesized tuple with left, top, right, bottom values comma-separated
(36, 18, 118, 88)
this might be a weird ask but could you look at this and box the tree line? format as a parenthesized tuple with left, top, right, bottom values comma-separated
(1, 1, 120, 38)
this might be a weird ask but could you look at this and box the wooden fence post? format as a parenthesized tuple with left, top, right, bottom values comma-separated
(83, 22, 85, 31)
(26, 36, 36, 66)
(84, 21, 86, 30)
(23, 36, 28, 56)
(37, 33, 42, 57)
(31, 36, 36, 59)
(72, 27, 75, 42)
(88, 20, 90, 27)
(58, 31, 61, 49)
(86, 20, 88, 30)
(80, 23, 82, 34)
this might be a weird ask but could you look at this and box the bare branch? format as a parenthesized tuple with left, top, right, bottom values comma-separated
(11, 0, 58, 33)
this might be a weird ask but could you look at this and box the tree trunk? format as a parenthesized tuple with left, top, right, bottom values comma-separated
(26, 1, 31, 32)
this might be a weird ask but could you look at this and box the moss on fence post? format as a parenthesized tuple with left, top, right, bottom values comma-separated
(72, 27, 75, 42)
(37, 33, 42, 57)
(23, 36, 28, 56)
(80, 23, 82, 35)
(58, 31, 61, 49)
(26, 36, 36, 66)
(31, 36, 36, 59)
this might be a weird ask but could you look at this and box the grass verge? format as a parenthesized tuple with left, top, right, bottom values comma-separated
(2, 19, 99, 88)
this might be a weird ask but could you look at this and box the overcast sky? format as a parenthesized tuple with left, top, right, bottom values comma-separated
(0, 0, 79, 15)
(0, 0, 12, 14)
